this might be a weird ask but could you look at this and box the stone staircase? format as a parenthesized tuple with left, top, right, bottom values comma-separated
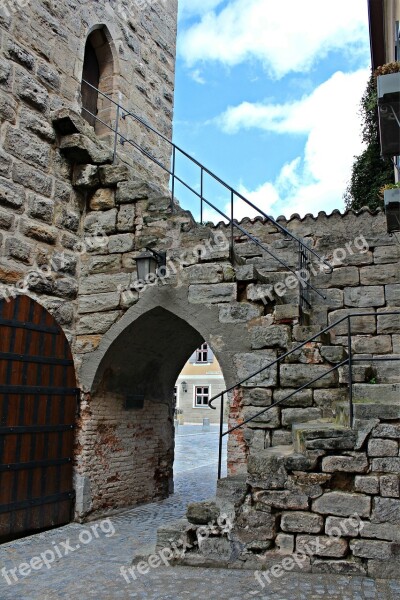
(156, 382, 400, 579)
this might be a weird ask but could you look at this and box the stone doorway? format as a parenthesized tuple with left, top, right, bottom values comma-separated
(74, 305, 231, 521)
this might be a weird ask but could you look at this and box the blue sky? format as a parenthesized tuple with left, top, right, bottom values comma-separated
(172, 0, 371, 222)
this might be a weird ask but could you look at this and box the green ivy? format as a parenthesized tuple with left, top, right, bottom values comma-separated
(344, 71, 394, 211)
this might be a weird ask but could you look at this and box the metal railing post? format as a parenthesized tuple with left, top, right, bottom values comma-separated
(347, 316, 354, 428)
(200, 167, 204, 224)
(171, 146, 176, 213)
(218, 393, 224, 480)
(230, 191, 234, 261)
(113, 92, 122, 164)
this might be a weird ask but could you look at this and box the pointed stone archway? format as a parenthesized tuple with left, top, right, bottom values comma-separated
(75, 285, 250, 520)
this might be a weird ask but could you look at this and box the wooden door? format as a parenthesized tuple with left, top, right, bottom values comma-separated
(0, 296, 78, 540)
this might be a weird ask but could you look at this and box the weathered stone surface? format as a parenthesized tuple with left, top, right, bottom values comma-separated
(368, 438, 398, 457)
(79, 273, 129, 295)
(354, 475, 380, 495)
(78, 292, 120, 314)
(234, 351, 277, 387)
(253, 489, 309, 510)
(275, 533, 294, 554)
(218, 302, 262, 323)
(188, 283, 236, 304)
(385, 283, 400, 306)
(251, 325, 290, 350)
(371, 497, 400, 524)
(0, 209, 14, 230)
(354, 383, 400, 403)
(28, 195, 54, 223)
(247, 452, 287, 488)
(60, 134, 113, 165)
(242, 388, 272, 407)
(315, 266, 360, 288)
(186, 501, 219, 525)
(320, 345, 346, 363)
(312, 559, 366, 576)
(243, 406, 280, 429)
(84, 209, 117, 235)
(12, 161, 52, 196)
(116, 180, 161, 203)
(5, 128, 50, 170)
(72, 164, 100, 188)
(380, 475, 400, 498)
(322, 453, 368, 473)
(377, 309, 400, 333)
(281, 512, 323, 534)
(186, 264, 223, 284)
(371, 458, 400, 473)
(286, 471, 331, 499)
(297, 535, 348, 558)
(20, 218, 56, 245)
(15, 68, 48, 111)
(99, 164, 132, 186)
(325, 515, 360, 537)
(108, 234, 135, 254)
(372, 423, 400, 439)
(271, 429, 292, 446)
(117, 204, 135, 232)
(273, 388, 313, 408)
(282, 407, 322, 426)
(6, 238, 33, 264)
(53, 277, 78, 299)
(312, 492, 371, 517)
(235, 264, 256, 281)
(274, 304, 300, 321)
(0, 177, 24, 209)
(90, 188, 115, 211)
(344, 286, 385, 308)
(368, 558, 400, 579)
(280, 364, 338, 388)
(328, 309, 376, 335)
(360, 263, 400, 285)
(77, 312, 120, 335)
(360, 521, 400, 542)
(353, 335, 392, 354)
(350, 539, 394, 559)
(234, 509, 278, 543)
(198, 536, 232, 560)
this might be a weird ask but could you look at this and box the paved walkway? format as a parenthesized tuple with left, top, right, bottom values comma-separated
(0, 426, 399, 599)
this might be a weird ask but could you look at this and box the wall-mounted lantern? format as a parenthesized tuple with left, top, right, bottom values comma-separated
(181, 381, 188, 393)
(136, 247, 167, 281)
(384, 187, 400, 233)
(377, 71, 400, 157)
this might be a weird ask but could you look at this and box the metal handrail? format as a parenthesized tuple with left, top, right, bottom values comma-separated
(209, 311, 400, 479)
(81, 80, 333, 304)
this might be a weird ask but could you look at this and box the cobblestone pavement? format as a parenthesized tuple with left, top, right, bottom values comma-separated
(0, 426, 399, 600)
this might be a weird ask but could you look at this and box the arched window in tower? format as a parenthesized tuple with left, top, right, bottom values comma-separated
(81, 26, 115, 134)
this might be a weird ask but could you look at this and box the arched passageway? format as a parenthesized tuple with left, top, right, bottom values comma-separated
(74, 306, 230, 519)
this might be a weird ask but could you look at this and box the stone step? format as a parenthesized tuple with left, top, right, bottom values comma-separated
(353, 383, 400, 403)
(335, 400, 400, 425)
(292, 419, 356, 453)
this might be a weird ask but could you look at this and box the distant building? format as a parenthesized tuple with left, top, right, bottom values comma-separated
(175, 343, 226, 424)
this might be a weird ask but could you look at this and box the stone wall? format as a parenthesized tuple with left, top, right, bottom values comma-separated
(0, 0, 398, 532)
(0, 0, 178, 349)
(161, 412, 400, 579)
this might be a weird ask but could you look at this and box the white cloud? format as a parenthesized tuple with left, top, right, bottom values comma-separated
(178, 0, 224, 19)
(215, 69, 370, 219)
(190, 69, 206, 84)
(179, 0, 369, 78)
